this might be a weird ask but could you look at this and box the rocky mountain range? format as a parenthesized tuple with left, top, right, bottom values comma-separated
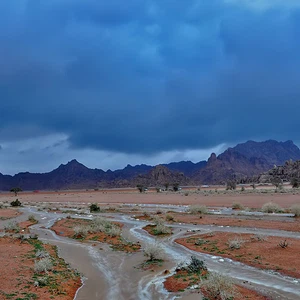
(1, 139, 300, 190)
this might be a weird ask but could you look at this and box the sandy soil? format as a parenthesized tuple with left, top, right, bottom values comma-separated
(2, 190, 300, 208)
(0, 208, 22, 220)
(0, 236, 81, 300)
(176, 232, 300, 279)
(166, 212, 300, 232)
(51, 218, 141, 252)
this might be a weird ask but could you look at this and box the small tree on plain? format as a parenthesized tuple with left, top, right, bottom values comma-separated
(137, 185, 146, 193)
(291, 177, 300, 188)
(271, 176, 282, 189)
(226, 181, 236, 190)
(10, 187, 22, 196)
(173, 183, 180, 192)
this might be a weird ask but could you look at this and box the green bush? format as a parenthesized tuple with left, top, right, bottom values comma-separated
(10, 199, 22, 207)
(89, 203, 100, 212)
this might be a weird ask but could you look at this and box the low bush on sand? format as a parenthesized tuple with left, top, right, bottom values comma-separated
(261, 202, 283, 213)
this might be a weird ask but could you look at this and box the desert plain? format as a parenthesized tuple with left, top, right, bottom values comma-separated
(0, 186, 300, 300)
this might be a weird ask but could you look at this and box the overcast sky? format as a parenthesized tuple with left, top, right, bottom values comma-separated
(1, 0, 300, 175)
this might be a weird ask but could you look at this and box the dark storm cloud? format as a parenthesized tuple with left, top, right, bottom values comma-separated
(1, 0, 300, 154)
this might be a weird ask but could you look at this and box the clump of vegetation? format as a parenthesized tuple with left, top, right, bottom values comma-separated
(226, 181, 236, 190)
(261, 202, 283, 213)
(144, 243, 164, 261)
(291, 177, 300, 188)
(166, 214, 174, 221)
(241, 186, 245, 192)
(73, 225, 89, 238)
(136, 185, 147, 193)
(278, 239, 289, 249)
(4, 221, 20, 232)
(89, 203, 100, 212)
(228, 236, 245, 250)
(28, 215, 37, 223)
(34, 257, 53, 273)
(194, 238, 207, 246)
(90, 217, 121, 237)
(271, 176, 283, 190)
(251, 234, 268, 242)
(10, 199, 22, 207)
(153, 223, 172, 235)
(290, 204, 300, 217)
(232, 202, 244, 210)
(185, 256, 207, 274)
(173, 183, 180, 192)
(200, 272, 237, 300)
(188, 205, 208, 215)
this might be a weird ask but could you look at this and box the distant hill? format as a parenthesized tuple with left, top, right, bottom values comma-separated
(1, 140, 300, 190)
(192, 140, 300, 184)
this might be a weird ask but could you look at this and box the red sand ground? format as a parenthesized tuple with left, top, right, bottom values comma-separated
(0, 208, 21, 220)
(176, 232, 300, 279)
(167, 212, 300, 232)
(0, 236, 81, 300)
(2, 190, 300, 208)
(51, 218, 141, 252)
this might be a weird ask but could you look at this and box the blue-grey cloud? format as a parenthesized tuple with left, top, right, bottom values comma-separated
(1, 0, 300, 155)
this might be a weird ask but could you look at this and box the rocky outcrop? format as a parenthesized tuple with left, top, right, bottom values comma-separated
(258, 160, 300, 183)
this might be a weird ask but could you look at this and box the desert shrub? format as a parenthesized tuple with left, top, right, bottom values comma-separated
(166, 214, 174, 221)
(153, 224, 172, 235)
(185, 256, 207, 274)
(241, 186, 245, 192)
(228, 236, 245, 250)
(152, 215, 164, 225)
(232, 202, 244, 210)
(144, 243, 164, 261)
(34, 258, 53, 273)
(28, 215, 37, 222)
(184, 192, 189, 196)
(188, 205, 208, 215)
(105, 225, 121, 237)
(194, 238, 207, 246)
(4, 221, 20, 232)
(251, 234, 268, 242)
(200, 272, 237, 300)
(35, 250, 50, 258)
(278, 239, 289, 249)
(91, 217, 121, 237)
(290, 204, 300, 217)
(35, 276, 49, 287)
(89, 203, 100, 212)
(73, 225, 89, 238)
(261, 202, 283, 213)
(10, 199, 22, 207)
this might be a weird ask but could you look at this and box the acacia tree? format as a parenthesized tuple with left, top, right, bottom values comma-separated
(271, 176, 282, 189)
(10, 187, 22, 196)
(291, 177, 300, 188)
